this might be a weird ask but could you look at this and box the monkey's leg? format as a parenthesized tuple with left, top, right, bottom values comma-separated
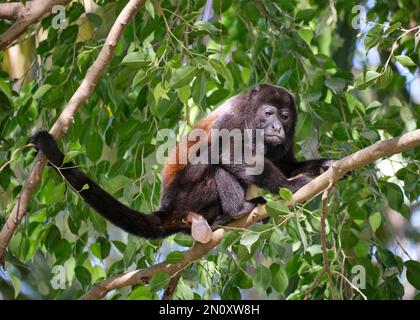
(215, 168, 257, 220)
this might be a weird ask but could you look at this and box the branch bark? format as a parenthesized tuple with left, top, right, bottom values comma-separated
(0, 0, 146, 268)
(0, 0, 72, 50)
(162, 271, 183, 300)
(0, 2, 26, 21)
(81, 129, 420, 299)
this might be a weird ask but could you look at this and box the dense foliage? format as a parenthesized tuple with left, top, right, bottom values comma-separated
(0, 0, 419, 300)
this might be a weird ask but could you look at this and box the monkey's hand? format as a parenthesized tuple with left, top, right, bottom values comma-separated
(319, 158, 335, 174)
(319, 158, 351, 179)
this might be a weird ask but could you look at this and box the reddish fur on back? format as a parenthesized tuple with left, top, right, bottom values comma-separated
(162, 113, 217, 187)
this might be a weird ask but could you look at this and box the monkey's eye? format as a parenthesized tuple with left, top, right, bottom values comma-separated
(280, 113, 289, 121)
(265, 110, 274, 116)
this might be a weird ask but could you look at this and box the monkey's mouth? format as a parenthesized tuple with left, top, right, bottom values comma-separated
(265, 134, 282, 140)
(264, 134, 284, 144)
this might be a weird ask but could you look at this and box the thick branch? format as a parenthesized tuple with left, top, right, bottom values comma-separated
(0, 0, 71, 50)
(0, 2, 26, 21)
(0, 0, 146, 268)
(81, 129, 420, 300)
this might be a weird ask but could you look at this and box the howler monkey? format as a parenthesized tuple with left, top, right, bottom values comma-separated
(32, 84, 333, 240)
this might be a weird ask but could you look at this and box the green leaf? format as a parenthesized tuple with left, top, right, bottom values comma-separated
(174, 279, 194, 300)
(169, 66, 197, 89)
(377, 67, 393, 89)
(252, 265, 272, 292)
(210, 60, 233, 84)
(295, 112, 314, 140)
(133, 68, 157, 87)
(365, 24, 383, 51)
(384, 22, 401, 36)
(340, 223, 359, 251)
(395, 55, 416, 67)
(63, 150, 83, 163)
(45, 182, 66, 206)
(86, 13, 102, 27)
(121, 52, 150, 68)
(145, 0, 155, 19)
(325, 78, 346, 93)
(165, 251, 185, 264)
(10, 274, 21, 298)
(75, 266, 91, 287)
(123, 236, 138, 266)
(279, 188, 293, 201)
(377, 248, 397, 268)
(33, 84, 52, 100)
(405, 260, 420, 290)
(347, 202, 367, 220)
(85, 132, 102, 163)
(192, 71, 206, 105)
(221, 231, 240, 250)
(90, 243, 101, 259)
(173, 234, 193, 247)
(232, 51, 251, 67)
(194, 21, 219, 35)
(128, 286, 153, 300)
(239, 233, 260, 253)
(384, 183, 404, 213)
(54, 239, 72, 262)
(345, 93, 365, 114)
(369, 212, 381, 232)
(208, 89, 229, 105)
(153, 83, 170, 102)
(355, 71, 382, 89)
(91, 265, 106, 283)
(176, 86, 190, 104)
(266, 200, 289, 217)
(46, 225, 61, 252)
(270, 264, 288, 293)
(295, 9, 316, 23)
(149, 271, 170, 292)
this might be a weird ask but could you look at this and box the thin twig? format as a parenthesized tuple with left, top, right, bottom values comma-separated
(321, 182, 336, 299)
(162, 270, 183, 300)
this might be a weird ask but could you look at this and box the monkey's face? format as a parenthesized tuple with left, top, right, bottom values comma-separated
(252, 86, 296, 148)
(257, 104, 291, 145)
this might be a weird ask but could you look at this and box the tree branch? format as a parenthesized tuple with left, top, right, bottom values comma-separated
(0, 2, 26, 21)
(162, 270, 183, 300)
(0, 0, 146, 268)
(0, 0, 72, 50)
(81, 129, 420, 299)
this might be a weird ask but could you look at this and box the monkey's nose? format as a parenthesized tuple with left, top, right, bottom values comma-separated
(272, 123, 281, 132)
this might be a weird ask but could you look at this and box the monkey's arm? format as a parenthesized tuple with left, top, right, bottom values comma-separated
(285, 158, 334, 177)
(221, 159, 312, 194)
(279, 150, 333, 178)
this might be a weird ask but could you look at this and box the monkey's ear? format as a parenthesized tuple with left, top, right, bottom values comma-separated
(250, 84, 261, 95)
(249, 84, 262, 100)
